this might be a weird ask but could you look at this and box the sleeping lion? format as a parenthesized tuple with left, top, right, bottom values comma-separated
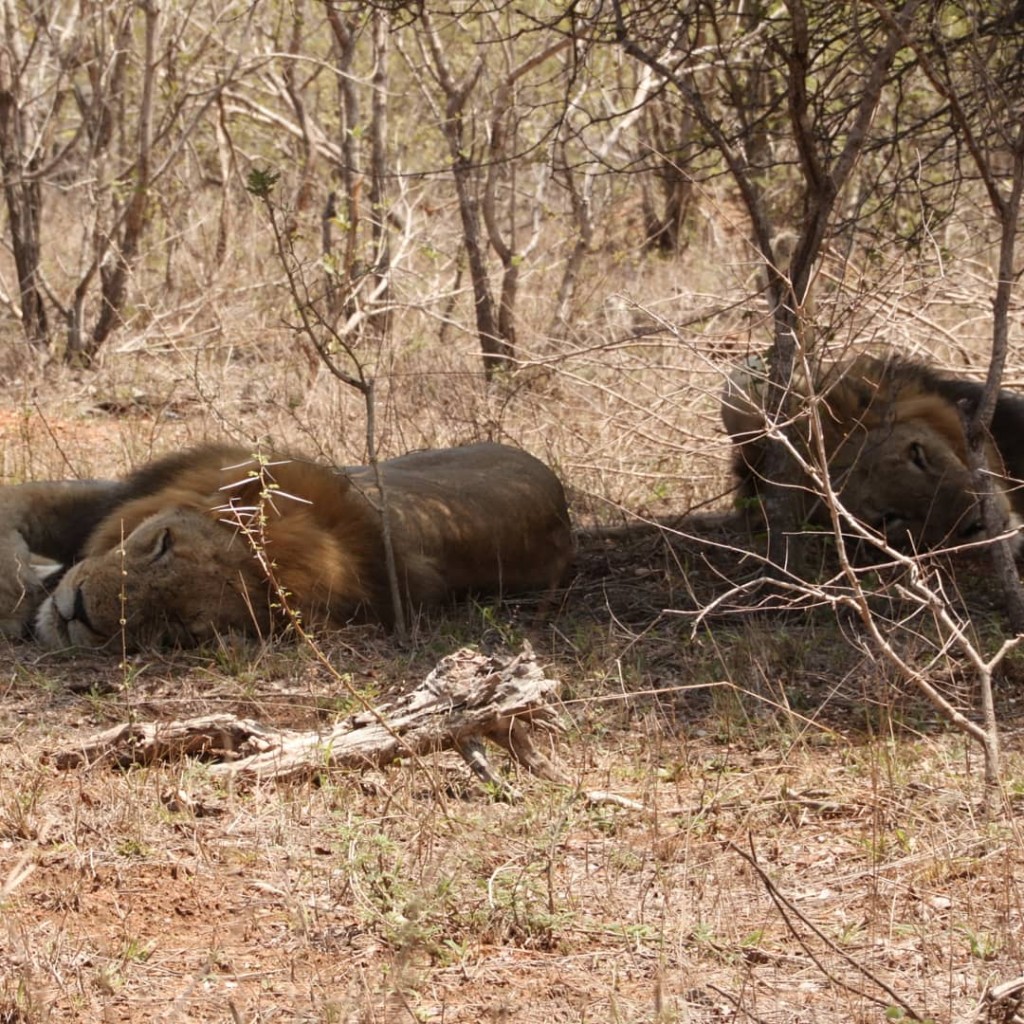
(722, 352, 1024, 553)
(0, 442, 573, 650)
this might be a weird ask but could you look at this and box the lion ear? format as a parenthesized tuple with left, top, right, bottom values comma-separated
(822, 379, 856, 418)
(822, 370, 885, 428)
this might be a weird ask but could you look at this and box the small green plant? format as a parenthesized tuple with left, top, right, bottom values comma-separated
(475, 602, 523, 648)
(119, 936, 155, 963)
(115, 838, 152, 859)
(958, 926, 1000, 961)
(245, 167, 280, 201)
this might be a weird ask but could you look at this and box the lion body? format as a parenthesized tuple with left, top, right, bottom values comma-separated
(0, 442, 572, 650)
(721, 353, 1023, 552)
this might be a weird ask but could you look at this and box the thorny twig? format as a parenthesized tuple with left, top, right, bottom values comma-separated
(730, 838, 925, 1021)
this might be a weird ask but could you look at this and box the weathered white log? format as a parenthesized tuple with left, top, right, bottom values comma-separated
(52, 644, 568, 793)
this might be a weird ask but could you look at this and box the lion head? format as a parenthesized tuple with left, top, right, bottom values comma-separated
(35, 508, 272, 649)
(722, 354, 1021, 553)
(33, 451, 385, 651)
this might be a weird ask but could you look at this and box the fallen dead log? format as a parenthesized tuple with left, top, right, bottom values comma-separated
(979, 974, 1024, 1024)
(52, 644, 568, 794)
(51, 714, 281, 770)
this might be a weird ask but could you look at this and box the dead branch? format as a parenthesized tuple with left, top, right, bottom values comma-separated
(51, 645, 567, 795)
(51, 713, 281, 771)
(730, 838, 926, 1022)
(978, 975, 1024, 1024)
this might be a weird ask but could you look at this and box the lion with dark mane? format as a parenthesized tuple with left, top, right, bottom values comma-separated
(0, 443, 573, 650)
(721, 352, 1024, 552)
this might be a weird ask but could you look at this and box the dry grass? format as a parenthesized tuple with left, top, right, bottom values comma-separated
(3, 612, 1024, 1024)
(1, 193, 1023, 1023)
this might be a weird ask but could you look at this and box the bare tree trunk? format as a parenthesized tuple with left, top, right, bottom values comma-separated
(550, 62, 656, 339)
(213, 96, 235, 268)
(550, 150, 590, 339)
(368, 9, 391, 334)
(281, 0, 316, 215)
(324, 2, 362, 325)
(325, 4, 359, 203)
(421, 11, 509, 379)
(69, 0, 158, 365)
(639, 94, 695, 253)
(480, 36, 568, 360)
(451, 146, 508, 377)
(321, 5, 391, 339)
(0, 29, 48, 346)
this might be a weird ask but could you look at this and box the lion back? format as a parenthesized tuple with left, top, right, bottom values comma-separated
(346, 443, 573, 610)
(88, 442, 571, 628)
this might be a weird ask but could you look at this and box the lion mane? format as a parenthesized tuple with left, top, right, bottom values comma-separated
(0, 442, 573, 650)
(721, 353, 1024, 552)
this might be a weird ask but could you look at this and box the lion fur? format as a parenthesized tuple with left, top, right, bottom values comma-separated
(722, 353, 1021, 551)
(0, 442, 572, 650)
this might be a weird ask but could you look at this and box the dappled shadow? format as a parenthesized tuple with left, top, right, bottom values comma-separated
(567, 509, 759, 625)
(555, 508, 1024, 736)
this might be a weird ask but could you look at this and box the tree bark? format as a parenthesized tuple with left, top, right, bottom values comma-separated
(0, 34, 48, 346)
(421, 11, 510, 379)
(69, 0, 158, 365)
